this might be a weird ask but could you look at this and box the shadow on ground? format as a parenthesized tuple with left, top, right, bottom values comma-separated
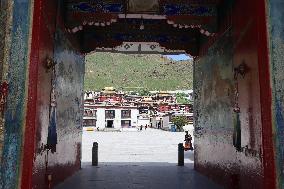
(55, 162, 222, 189)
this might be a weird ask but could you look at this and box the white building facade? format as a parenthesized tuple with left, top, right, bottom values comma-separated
(150, 114, 170, 130)
(86, 105, 139, 129)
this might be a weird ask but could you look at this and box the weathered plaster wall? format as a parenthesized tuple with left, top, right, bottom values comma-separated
(30, 9, 85, 189)
(45, 28, 84, 187)
(194, 30, 235, 187)
(267, 1, 284, 188)
(194, 0, 272, 188)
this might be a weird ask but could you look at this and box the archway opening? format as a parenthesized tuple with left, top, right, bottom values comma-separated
(82, 50, 194, 164)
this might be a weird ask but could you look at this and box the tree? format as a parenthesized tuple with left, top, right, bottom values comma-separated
(172, 116, 189, 131)
(176, 96, 191, 104)
(176, 93, 191, 104)
(176, 92, 188, 98)
(139, 89, 150, 96)
(130, 91, 138, 95)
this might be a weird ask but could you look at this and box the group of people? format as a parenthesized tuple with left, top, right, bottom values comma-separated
(136, 122, 162, 131)
(138, 124, 149, 131)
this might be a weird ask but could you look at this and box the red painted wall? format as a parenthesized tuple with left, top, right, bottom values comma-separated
(194, 0, 275, 188)
(22, 1, 57, 188)
(22, 1, 85, 188)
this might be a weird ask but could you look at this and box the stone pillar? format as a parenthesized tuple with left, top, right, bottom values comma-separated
(178, 143, 184, 166)
(92, 142, 98, 166)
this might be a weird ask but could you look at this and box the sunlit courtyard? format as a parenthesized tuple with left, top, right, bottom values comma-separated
(82, 128, 194, 164)
(56, 127, 222, 189)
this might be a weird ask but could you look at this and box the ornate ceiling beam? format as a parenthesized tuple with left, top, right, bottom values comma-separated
(78, 20, 200, 56)
(63, 0, 223, 56)
(95, 42, 186, 55)
(64, 0, 219, 33)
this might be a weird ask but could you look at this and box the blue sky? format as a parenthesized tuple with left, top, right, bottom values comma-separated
(165, 54, 192, 61)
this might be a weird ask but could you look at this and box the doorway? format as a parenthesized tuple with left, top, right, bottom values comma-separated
(106, 120, 114, 128)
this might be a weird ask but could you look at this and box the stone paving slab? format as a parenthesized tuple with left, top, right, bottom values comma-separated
(55, 128, 222, 189)
(55, 163, 222, 189)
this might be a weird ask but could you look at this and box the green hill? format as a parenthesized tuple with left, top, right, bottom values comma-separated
(84, 53, 193, 91)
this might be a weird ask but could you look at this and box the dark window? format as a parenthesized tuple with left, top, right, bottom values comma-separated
(121, 120, 131, 128)
(84, 110, 88, 116)
(105, 110, 115, 119)
(84, 110, 97, 117)
(139, 109, 148, 114)
(121, 110, 131, 119)
(83, 119, 96, 127)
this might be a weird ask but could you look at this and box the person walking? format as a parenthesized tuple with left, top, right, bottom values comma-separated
(145, 124, 147, 130)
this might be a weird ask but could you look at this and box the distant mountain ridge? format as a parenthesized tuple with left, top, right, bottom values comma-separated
(84, 53, 193, 91)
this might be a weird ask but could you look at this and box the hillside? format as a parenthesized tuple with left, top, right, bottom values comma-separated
(84, 53, 193, 91)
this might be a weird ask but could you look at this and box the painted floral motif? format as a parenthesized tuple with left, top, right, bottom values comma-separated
(0, 81, 8, 162)
(71, 1, 124, 13)
(162, 4, 216, 16)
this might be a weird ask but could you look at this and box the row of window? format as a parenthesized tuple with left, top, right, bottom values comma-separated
(105, 110, 131, 119)
(84, 110, 97, 117)
(83, 119, 96, 126)
(83, 119, 132, 127)
(84, 110, 132, 119)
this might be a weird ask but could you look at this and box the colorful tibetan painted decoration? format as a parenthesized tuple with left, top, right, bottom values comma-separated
(0, 81, 8, 160)
(0, 81, 8, 116)
(233, 112, 241, 151)
(233, 65, 243, 151)
(70, 0, 124, 13)
(128, 0, 159, 12)
(47, 68, 57, 153)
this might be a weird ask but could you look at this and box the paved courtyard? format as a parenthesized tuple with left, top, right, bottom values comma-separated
(81, 128, 194, 163)
(56, 128, 222, 189)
